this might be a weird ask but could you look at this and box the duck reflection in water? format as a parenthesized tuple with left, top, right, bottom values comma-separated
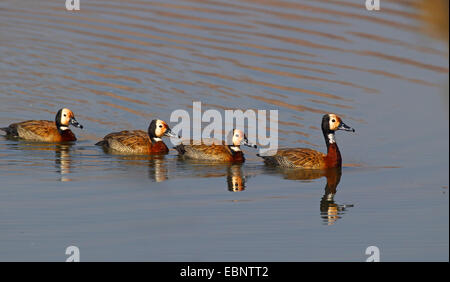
(227, 164, 246, 192)
(319, 168, 353, 226)
(268, 167, 353, 225)
(148, 155, 168, 183)
(176, 158, 247, 192)
(4, 141, 76, 182)
(4, 142, 76, 182)
(115, 154, 169, 183)
(54, 144, 73, 182)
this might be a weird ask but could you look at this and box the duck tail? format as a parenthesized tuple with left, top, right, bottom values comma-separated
(257, 153, 274, 166)
(95, 140, 106, 146)
(174, 144, 185, 155)
(0, 126, 15, 136)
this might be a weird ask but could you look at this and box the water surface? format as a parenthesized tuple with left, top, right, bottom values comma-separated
(0, 0, 448, 261)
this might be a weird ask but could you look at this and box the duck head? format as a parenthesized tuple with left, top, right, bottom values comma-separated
(321, 114, 355, 145)
(55, 108, 83, 131)
(148, 119, 178, 142)
(232, 129, 257, 149)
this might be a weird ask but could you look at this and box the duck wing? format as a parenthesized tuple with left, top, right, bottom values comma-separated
(175, 139, 231, 160)
(97, 130, 151, 153)
(2, 120, 57, 141)
(259, 148, 325, 169)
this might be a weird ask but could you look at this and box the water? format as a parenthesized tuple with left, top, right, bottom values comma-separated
(0, 0, 448, 261)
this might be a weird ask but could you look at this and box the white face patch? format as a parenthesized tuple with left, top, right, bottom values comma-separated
(154, 120, 167, 137)
(232, 129, 244, 146)
(152, 137, 162, 142)
(328, 114, 340, 131)
(327, 133, 336, 144)
(60, 108, 73, 126)
(59, 126, 69, 131)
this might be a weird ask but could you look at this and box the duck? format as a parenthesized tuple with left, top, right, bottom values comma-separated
(0, 108, 83, 142)
(95, 119, 177, 154)
(175, 129, 257, 163)
(258, 114, 354, 169)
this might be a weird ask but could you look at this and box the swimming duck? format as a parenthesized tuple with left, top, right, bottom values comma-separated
(0, 108, 83, 142)
(258, 114, 354, 169)
(95, 119, 177, 154)
(175, 129, 257, 163)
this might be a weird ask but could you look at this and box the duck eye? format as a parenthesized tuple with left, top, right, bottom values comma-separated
(331, 119, 336, 123)
(63, 114, 67, 117)
(159, 125, 163, 128)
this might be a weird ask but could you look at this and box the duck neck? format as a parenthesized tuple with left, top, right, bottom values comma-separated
(58, 127, 76, 141)
(323, 131, 342, 168)
(150, 137, 162, 144)
(228, 145, 241, 155)
(148, 131, 162, 144)
(56, 123, 70, 135)
(228, 145, 244, 162)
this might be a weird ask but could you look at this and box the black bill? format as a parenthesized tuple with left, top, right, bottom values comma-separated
(337, 121, 355, 132)
(242, 136, 257, 148)
(164, 128, 180, 138)
(70, 117, 83, 129)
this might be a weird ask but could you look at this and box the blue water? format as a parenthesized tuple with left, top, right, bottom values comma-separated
(0, 0, 448, 261)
